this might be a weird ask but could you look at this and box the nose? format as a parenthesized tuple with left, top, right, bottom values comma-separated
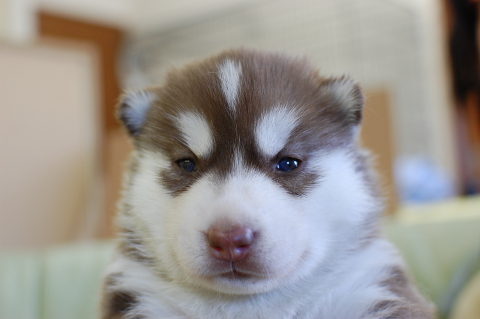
(207, 226, 254, 262)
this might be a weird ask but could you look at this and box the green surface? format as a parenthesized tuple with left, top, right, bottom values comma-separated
(0, 241, 115, 319)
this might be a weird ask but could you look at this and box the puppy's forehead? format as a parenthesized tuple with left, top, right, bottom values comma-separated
(141, 51, 336, 159)
(219, 59, 242, 112)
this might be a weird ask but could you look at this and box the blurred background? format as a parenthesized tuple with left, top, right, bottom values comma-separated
(1, 0, 480, 318)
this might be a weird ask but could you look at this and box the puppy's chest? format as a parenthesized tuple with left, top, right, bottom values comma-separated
(127, 282, 390, 319)
(112, 250, 397, 319)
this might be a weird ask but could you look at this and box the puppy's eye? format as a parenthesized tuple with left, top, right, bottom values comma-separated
(276, 157, 301, 172)
(177, 159, 196, 172)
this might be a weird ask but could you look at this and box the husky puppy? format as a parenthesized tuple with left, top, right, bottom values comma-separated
(101, 49, 434, 319)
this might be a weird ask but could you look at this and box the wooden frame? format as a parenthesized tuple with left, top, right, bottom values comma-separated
(39, 12, 124, 133)
(39, 12, 125, 237)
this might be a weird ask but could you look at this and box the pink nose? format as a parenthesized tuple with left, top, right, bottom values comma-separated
(207, 226, 254, 262)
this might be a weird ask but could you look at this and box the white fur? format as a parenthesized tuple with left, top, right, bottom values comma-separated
(106, 147, 405, 318)
(125, 150, 315, 294)
(174, 112, 214, 158)
(219, 59, 242, 111)
(123, 90, 156, 131)
(255, 106, 300, 157)
(310, 149, 377, 223)
(106, 239, 404, 319)
(326, 78, 359, 112)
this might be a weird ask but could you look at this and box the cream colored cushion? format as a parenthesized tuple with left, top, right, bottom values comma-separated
(450, 270, 480, 319)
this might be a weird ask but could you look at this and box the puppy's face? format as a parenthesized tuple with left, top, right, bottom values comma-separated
(119, 50, 378, 295)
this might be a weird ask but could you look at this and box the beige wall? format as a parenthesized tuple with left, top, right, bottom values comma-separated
(0, 42, 103, 249)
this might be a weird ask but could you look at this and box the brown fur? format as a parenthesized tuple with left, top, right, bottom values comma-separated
(126, 49, 364, 197)
(101, 275, 141, 319)
(385, 266, 434, 318)
(366, 266, 436, 318)
(118, 228, 153, 264)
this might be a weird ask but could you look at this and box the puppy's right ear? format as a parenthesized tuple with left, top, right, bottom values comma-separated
(117, 90, 156, 136)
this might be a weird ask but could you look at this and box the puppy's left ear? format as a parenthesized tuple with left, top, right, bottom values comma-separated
(117, 89, 157, 137)
(320, 77, 365, 127)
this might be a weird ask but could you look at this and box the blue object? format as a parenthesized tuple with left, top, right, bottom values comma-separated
(395, 156, 456, 203)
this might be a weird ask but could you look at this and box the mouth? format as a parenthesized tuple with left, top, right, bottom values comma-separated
(210, 260, 260, 280)
(193, 256, 296, 294)
(205, 265, 278, 295)
(218, 269, 255, 280)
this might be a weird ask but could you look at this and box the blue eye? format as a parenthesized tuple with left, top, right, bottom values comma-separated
(177, 159, 196, 172)
(276, 157, 301, 172)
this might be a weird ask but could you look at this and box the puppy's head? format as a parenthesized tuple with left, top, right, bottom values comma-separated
(118, 49, 379, 295)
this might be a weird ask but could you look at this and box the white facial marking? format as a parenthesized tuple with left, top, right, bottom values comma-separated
(175, 112, 213, 157)
(219, 59, 242, 111)
(255, 106, 300, 157)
